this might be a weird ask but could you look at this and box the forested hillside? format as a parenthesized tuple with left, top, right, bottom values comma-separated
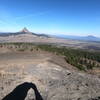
(37, 45, 100, 71)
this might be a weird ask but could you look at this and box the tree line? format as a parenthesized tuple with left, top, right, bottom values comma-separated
(37, 44, 100, 71)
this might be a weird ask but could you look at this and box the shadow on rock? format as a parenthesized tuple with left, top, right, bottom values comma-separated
(2, 82, 43, 100)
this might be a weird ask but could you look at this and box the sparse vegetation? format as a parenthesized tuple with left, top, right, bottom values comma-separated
(0, 43, 100, 71)
(0, 43, 100, 100)
(36, 44, 100, 71)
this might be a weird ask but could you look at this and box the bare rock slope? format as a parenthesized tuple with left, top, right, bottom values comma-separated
(0, 49, 100, 100)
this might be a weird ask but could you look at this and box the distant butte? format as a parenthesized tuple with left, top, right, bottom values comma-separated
(20, 27, 32, 34)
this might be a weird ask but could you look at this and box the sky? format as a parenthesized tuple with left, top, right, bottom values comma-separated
(0, 0, 100, 37)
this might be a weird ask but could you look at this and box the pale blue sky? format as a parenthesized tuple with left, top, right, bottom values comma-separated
(0, 0, 100, 37)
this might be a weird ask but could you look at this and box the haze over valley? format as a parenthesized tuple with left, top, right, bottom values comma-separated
(0, 28, 100, 51)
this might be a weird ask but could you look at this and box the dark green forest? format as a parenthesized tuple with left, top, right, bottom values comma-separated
(37, 45, 100, 71)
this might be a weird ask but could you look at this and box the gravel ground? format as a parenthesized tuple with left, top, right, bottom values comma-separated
(0, 50, 100, 100)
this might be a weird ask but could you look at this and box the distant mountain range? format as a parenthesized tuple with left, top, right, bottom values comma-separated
(55, 35, 100, 42)
(0, 27, 50, 38)
(0, 28, 100, 42)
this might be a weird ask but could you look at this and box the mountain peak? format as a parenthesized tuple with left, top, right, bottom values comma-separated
(87, 35, 95, 38)
(20, 27, 31, 33)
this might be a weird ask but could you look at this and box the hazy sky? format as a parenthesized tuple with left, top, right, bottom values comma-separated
(0, 0, 100, 36)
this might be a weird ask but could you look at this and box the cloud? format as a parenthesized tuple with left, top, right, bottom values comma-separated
(0, 19, 18, 26)
(0, 10, 49, 26)
(0, 11, 49, 32)
(0, 20, 9, 25)
(15, 11, 48, 20)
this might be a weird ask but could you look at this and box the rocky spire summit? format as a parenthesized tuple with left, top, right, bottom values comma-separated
(20, 27, 32, 33)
